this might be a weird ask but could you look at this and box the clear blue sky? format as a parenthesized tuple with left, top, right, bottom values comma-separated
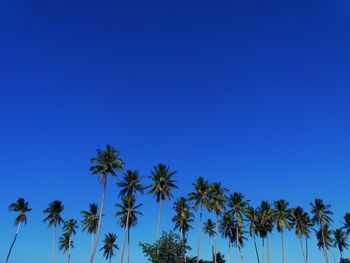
(0, 0, 349, 262)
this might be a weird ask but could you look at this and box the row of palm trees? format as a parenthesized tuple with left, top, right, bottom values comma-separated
(4, 145, 350, 263)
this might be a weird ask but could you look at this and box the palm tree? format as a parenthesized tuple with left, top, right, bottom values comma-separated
(43, 200, 64, 263)
(188, 177, 212, 263)
(210, 182, 228, 263)
(246, 206, 260, 263)
(273, 199, 294, 263)
(220, 211, 234, 263)
(147, 163, 177, 241)
(231, 221, 247, 262)
(292, 206, 313, 263)
(204, 219, 216, 261)
(334, 228, 349, 260)
(311, 199, 333, 263)
(5, 198, 32, 263)
(257, 201, 274, 263)
(81, 203, 99, 252)
(89, 145, 124, 263)
(59, 233, 74, 263)
(227, 192, 249, 263)
(172, 197, 194, 239)
(342, 213, 350, 234)
(62, 219, 78, 263)
(118, 170, 144, 198)
(100, 233, 119, 263)
(115, 195, 143, 263)
(316, 224, 334, 262)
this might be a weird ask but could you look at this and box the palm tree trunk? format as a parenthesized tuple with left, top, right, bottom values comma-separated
(53, 225, 57, 263)
(305, 238, 308, 263)
(281, 230, 285, 263)
(68, 235, 71, 263)
(156, 199, 163, 241)
(5, 223, 21, 263)
(262, 238, 265, 263)
(266, 234, 270, 263)
(120, 213, 130, 263)
(91, 233, 95, 254)
(299, 237, 307, 263)
(210, 238, 214, 262)
(90, 176, 107, 263)
(236, 226, 241, 263)
(228, 242, 231, 263)
(253, 234, 260, 263)
(321, 224, 329, 263)
(127, 227, 130, 263)
(197, 205, 203, 263)
(214, 213, 218, 263)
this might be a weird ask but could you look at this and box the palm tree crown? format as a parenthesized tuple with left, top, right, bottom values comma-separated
(316, 225, 334, 250)
(310, 198, 333, 226)
(172, 197, 194, 237)
(274, 199, 294, 232)
(118, 170, 144, 198)
(227, 192, 249, 227)
(188, 177, 212, 211)
(63, 219, 78, 236)
(342, 213, 350, 234)
(210, 183, 228, 216)
(100, 233, 119, 261)
(293, 206, 313, 239)
(81, 203, 99, 235)
(204, 219, 216, 238)
(59, 233, 73, 253)
(334, 228, 349, 258)
(9, 198, 32, 225)
(115, 195, 143, 229)
(43, 200, 64, 227)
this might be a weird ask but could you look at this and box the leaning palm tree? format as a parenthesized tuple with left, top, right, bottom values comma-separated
(5, 198, 32, 263)
(172, 197, 194, 239)
(147, 163, 177, 241)
(43, 200, 64, 263)
(118, 170, 144, 198)
(292, 206, 313, 263)
(342, 213, 350, 234)
(273, 199, 294, 263)
(257, 201, 274, 263)
(100, 233, 119, 263)
(188, 177, 212, 263)
(219, 211, 234, 263)
(334, 228, 349, 260)
(115, 195, 143, 263)
(316, 224, 334, 262)
(246, 206, 260, 263)
(89, 145, 124, 263)
(311, 199, 333, 263)
(227, 192, 249, 263)
(59, 233, 74, 263)
(210, 182, 228, 263)
(62, 219, 78, 263)
(81, 203, 99, 252)
(204, 219, 216, 261)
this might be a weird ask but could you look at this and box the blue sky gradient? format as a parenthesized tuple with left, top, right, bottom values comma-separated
(0, 0, 349, 262)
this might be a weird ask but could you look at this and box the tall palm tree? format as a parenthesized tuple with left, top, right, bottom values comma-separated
(62, 219, 78, 263)
(316, 224, 334, 261)
(334, 228, 349, 260)
(210, 182, 228, 263)
(100, 233, 119, 263)
(257, 201, 274, 263)
(204, 219, 216, 261)
(5, 198, 32, 263)
(220, 211, 234, 263)
(188, 177, 212, 263)
(147, 163, 177, 241)
(115, 195, 143, 263)
(81, 203, 99, 252)
(172, 197, 194, 239)
(89, 145, 124, 263)
(59, 233, 74, 263)
(227, 192, 249, 263)
(43, 200, 64, 263)
(292, 206, 313, 263)
(311, 199, 333, 263)
(246, 206, 260, 263)
(118, 170, 144, 198)
(273, 199, 294, 263)
(342, 213, 350, 234)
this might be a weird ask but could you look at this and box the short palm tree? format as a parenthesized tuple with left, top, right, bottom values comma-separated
(316, 224, 334, 260)
(210, 182, 228, 263)
(59, 233, 74, 263)
(334, 228, 349, 260)
(147, 163, 177, 241)
(117, 170, 144, 198)
(5, 198, 32, 263)
(188, 177, 212, 263)
(204, 219, 216, 261)
(100, 233, 119, 263)
(292, 206, 313, 263)
(89, 145, 124, 263)
(220, 211, 234, 263)
(115, 195, 143, 263)
(342, 213, 350, 234)
(227, 192, 249, 263)
(81, 203, 99, 252)
(246, 206, 260, 263)
(62, 219, 78, 263)
(273, 199, 294, 263)
(257, 201, 274, 263)
(311, 199, 333, 263)
(172, 197, 194, 239)
(43, 200, 64, 263)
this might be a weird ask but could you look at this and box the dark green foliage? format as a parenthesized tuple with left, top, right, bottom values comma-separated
(340, 259, 350, 263)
